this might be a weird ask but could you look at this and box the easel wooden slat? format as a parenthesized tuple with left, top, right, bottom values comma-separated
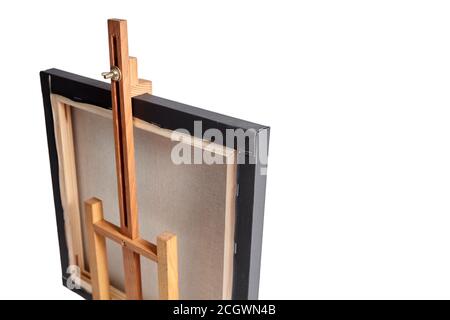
(129, 56, 152, 96)
(50, 97, 85, 271)
(94, 220, 158, 262)
(85, 198, 110, 300)
(84, 18, 179, 301)
(108, 18, 139, 239)
(157, 233, 179, 300)
(107, 18, 143, 300)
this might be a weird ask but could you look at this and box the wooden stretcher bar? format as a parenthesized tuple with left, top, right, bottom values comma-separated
(49, 93, 237, 300)
(41, 66, 266, 300)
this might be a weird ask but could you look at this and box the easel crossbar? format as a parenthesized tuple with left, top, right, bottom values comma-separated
(94, 220, 158, 262)
(86, 197, 179, 300)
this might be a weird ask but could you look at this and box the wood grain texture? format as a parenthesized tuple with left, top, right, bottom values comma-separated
(72, 104, 236, 299)
(223, 154, 237, 299)
(53, 94, 235, 158)
(108, 18, 143, 299)
(108, 18, 138, 239)
(122, 249, 143, 299)
(94, 220, 157, 262)
(157, 232, 179, 300)
(129, 56, 152, 97)
(50, 96, 85, 272)
(80, 273, 126, 300)
(85, 198, 110, 300)
(131, 79, 152, 97)
(52, 95, 236, 299)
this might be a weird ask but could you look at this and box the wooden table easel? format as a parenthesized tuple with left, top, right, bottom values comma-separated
(84, 18, 179, 300)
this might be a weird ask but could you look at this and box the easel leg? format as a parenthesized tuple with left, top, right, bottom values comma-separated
(157, 232, 179, 300)
(85, 197, 110, 300)
(122, 248, 143, 299)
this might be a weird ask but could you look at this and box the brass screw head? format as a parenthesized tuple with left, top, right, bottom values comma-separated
(101, 66, 121, 81)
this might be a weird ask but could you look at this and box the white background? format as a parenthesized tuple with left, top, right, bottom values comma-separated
(1, 0, 450, 299)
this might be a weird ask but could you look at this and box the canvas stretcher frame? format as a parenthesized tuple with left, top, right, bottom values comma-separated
(40, 68, 269, 299)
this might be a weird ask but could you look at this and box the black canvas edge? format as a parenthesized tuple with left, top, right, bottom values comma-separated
(40, 68, 270, 300)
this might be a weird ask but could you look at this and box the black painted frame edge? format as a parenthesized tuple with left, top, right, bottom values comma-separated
(40, 68, 269, 300)
(40, 71, 94, 300)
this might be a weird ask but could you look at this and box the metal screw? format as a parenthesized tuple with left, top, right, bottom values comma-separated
(101, 66, 121, 81)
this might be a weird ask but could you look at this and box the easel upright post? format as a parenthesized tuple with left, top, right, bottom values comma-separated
(85, 198, 110, 300)
(84, 18, 179, 300)
(107, 18, 143, 300)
